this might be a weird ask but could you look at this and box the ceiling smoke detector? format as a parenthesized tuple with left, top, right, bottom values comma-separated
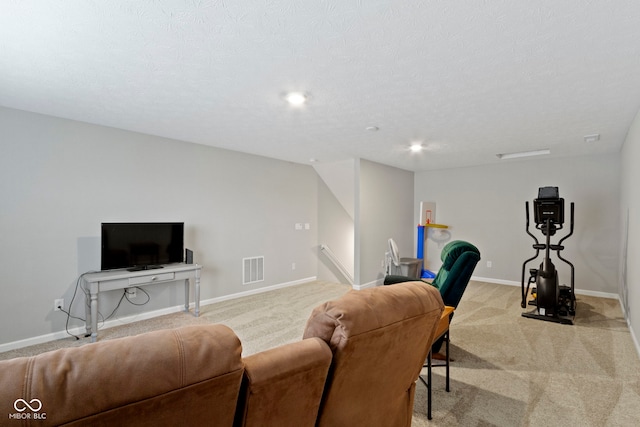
(584, 134, 600, 143)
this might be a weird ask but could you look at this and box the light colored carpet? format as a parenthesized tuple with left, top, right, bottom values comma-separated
(2, 280, 639, 426)
(412, 281, 640, 426)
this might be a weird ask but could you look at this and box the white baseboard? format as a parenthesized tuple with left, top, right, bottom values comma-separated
(0, 303, 195, 353)
(471, 276, 520, 287)
(471, 275, 620, 299)
(352, 278, 382, 290)
(628, 321, 640, 360)
(0, 276, 317, 354)
(199, 276, 317, 305)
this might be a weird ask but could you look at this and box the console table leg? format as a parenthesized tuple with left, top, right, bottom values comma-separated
(194, 266, 201, 317)
(85, 289, 92, 337)
(184, 279, 190, 313)
(90, 292, 98, 343)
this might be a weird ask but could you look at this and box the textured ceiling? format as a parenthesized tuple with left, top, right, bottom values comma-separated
(2, 1, 640, 171)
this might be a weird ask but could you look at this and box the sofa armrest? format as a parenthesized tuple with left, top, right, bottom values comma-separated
(235, 337, 332, 427)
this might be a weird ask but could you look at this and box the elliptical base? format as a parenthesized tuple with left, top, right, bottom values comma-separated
(521, 310, 574, 325)
(522, 285, 575, 325)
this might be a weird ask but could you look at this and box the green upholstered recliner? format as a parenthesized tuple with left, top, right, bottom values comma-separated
(385, 240, 480, 307)
(384, 240, 480, 353)
(430, 240, 481, 308)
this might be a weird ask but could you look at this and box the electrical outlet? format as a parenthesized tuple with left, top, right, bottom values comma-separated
(126, 288, 137, 298)
(54, 299, 64, 311)
(487, 261, 492, 268)
(292, 262, 296, 270)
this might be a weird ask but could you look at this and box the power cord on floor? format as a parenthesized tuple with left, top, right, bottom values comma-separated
(61, 272, 152, 340)
(60, 271, 97, 340)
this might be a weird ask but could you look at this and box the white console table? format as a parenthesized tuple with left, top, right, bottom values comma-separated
(82, 263, 202, 342)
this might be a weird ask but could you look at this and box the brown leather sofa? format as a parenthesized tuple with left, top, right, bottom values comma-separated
(0, 324, 244, 426)
(0, 281, 443, 427)
(237, 281, 444, 427)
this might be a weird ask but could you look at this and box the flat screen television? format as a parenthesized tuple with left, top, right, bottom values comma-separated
(101, 222, 184, 271)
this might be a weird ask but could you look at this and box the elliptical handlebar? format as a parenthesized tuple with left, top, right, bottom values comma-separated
(524, 201, 539, 245)
(558, 202, 575, 247)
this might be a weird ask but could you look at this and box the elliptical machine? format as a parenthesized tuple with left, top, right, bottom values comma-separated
(521, 187, 576, 324)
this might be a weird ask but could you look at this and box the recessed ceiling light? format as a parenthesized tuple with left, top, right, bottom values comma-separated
(309, 158, 319, 163)
(496, 149, 550, 160)
(409, 143, 423, 153)
(366, 126, 379, 132)
(285, 92, 307, 106)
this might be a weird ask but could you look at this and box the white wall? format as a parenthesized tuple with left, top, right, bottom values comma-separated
(2, 104, 628, 348)
(357, 159, 415, 286)
(0, 107, 319, 345)
(620, 108, 640, 348)
(415, 154, 620, 295)
(316, 160, 356, 285)
(314, 160, 355, 219)
(317, 177, 354, 284)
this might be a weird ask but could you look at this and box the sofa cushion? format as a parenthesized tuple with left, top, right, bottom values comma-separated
(236, 337, 332, 427)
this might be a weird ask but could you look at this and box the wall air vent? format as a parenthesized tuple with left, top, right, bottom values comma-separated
(243, 256, 264, 285)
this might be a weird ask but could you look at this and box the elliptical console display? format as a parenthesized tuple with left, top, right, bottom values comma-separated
(521, 187, 575, 324)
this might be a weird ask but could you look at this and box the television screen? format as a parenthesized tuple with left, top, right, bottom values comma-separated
(101, 222, 184, 271)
